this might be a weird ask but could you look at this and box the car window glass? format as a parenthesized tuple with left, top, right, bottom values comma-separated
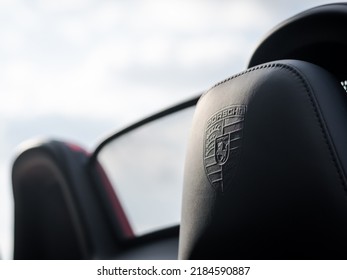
(97, 106, 195, 236)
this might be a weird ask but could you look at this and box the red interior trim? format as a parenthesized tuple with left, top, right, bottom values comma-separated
(95, 162, 134, 238)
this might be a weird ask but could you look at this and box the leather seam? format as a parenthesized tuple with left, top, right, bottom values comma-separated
(284, 64, 347, 193)
(200, 63, 279, 100)
(201, 62, 347, 191)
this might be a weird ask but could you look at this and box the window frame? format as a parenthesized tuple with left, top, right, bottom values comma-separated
(88, 95, 200, 245)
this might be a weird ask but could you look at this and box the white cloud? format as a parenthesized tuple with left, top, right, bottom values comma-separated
(137, 37, 173, 67)
(0, 0, 271, 122)
(219, 1, 272, 30)
(129, 0, 272, 35)
(35, 0, 94, 12)
(0, 28, 26, 54)
(176, 36, 249, 69)
(56, 18, 91, 46)
(89, 1, 127, 31)
(138, 0, 211, 31)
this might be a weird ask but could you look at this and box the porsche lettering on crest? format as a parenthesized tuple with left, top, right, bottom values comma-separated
(204, 105, 246, 192)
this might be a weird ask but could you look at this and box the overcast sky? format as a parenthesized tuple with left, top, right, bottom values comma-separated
(0, 0, 338, 259)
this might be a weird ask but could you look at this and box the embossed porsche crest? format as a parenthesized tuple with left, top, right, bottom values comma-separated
(204, 105, 246, 192)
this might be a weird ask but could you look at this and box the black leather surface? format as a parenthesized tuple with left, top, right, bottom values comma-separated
(179, 60, 347, 259)
(12, 141, 120, 259)
(249, 3, 347, 81)
(12, 141, 90, 259)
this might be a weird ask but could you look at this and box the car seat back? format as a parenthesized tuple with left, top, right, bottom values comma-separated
(179, 59, 347, 259)
(179, 3, 347, 260)
(249, 3, 347, 81)
(12, 140, 121, 259)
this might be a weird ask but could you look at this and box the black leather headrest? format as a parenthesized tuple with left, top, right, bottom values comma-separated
(179, 60, 347, 259)
(249, 3, 347, 81)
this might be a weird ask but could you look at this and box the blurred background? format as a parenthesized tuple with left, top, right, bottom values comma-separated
(0, 0, 338, 259)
